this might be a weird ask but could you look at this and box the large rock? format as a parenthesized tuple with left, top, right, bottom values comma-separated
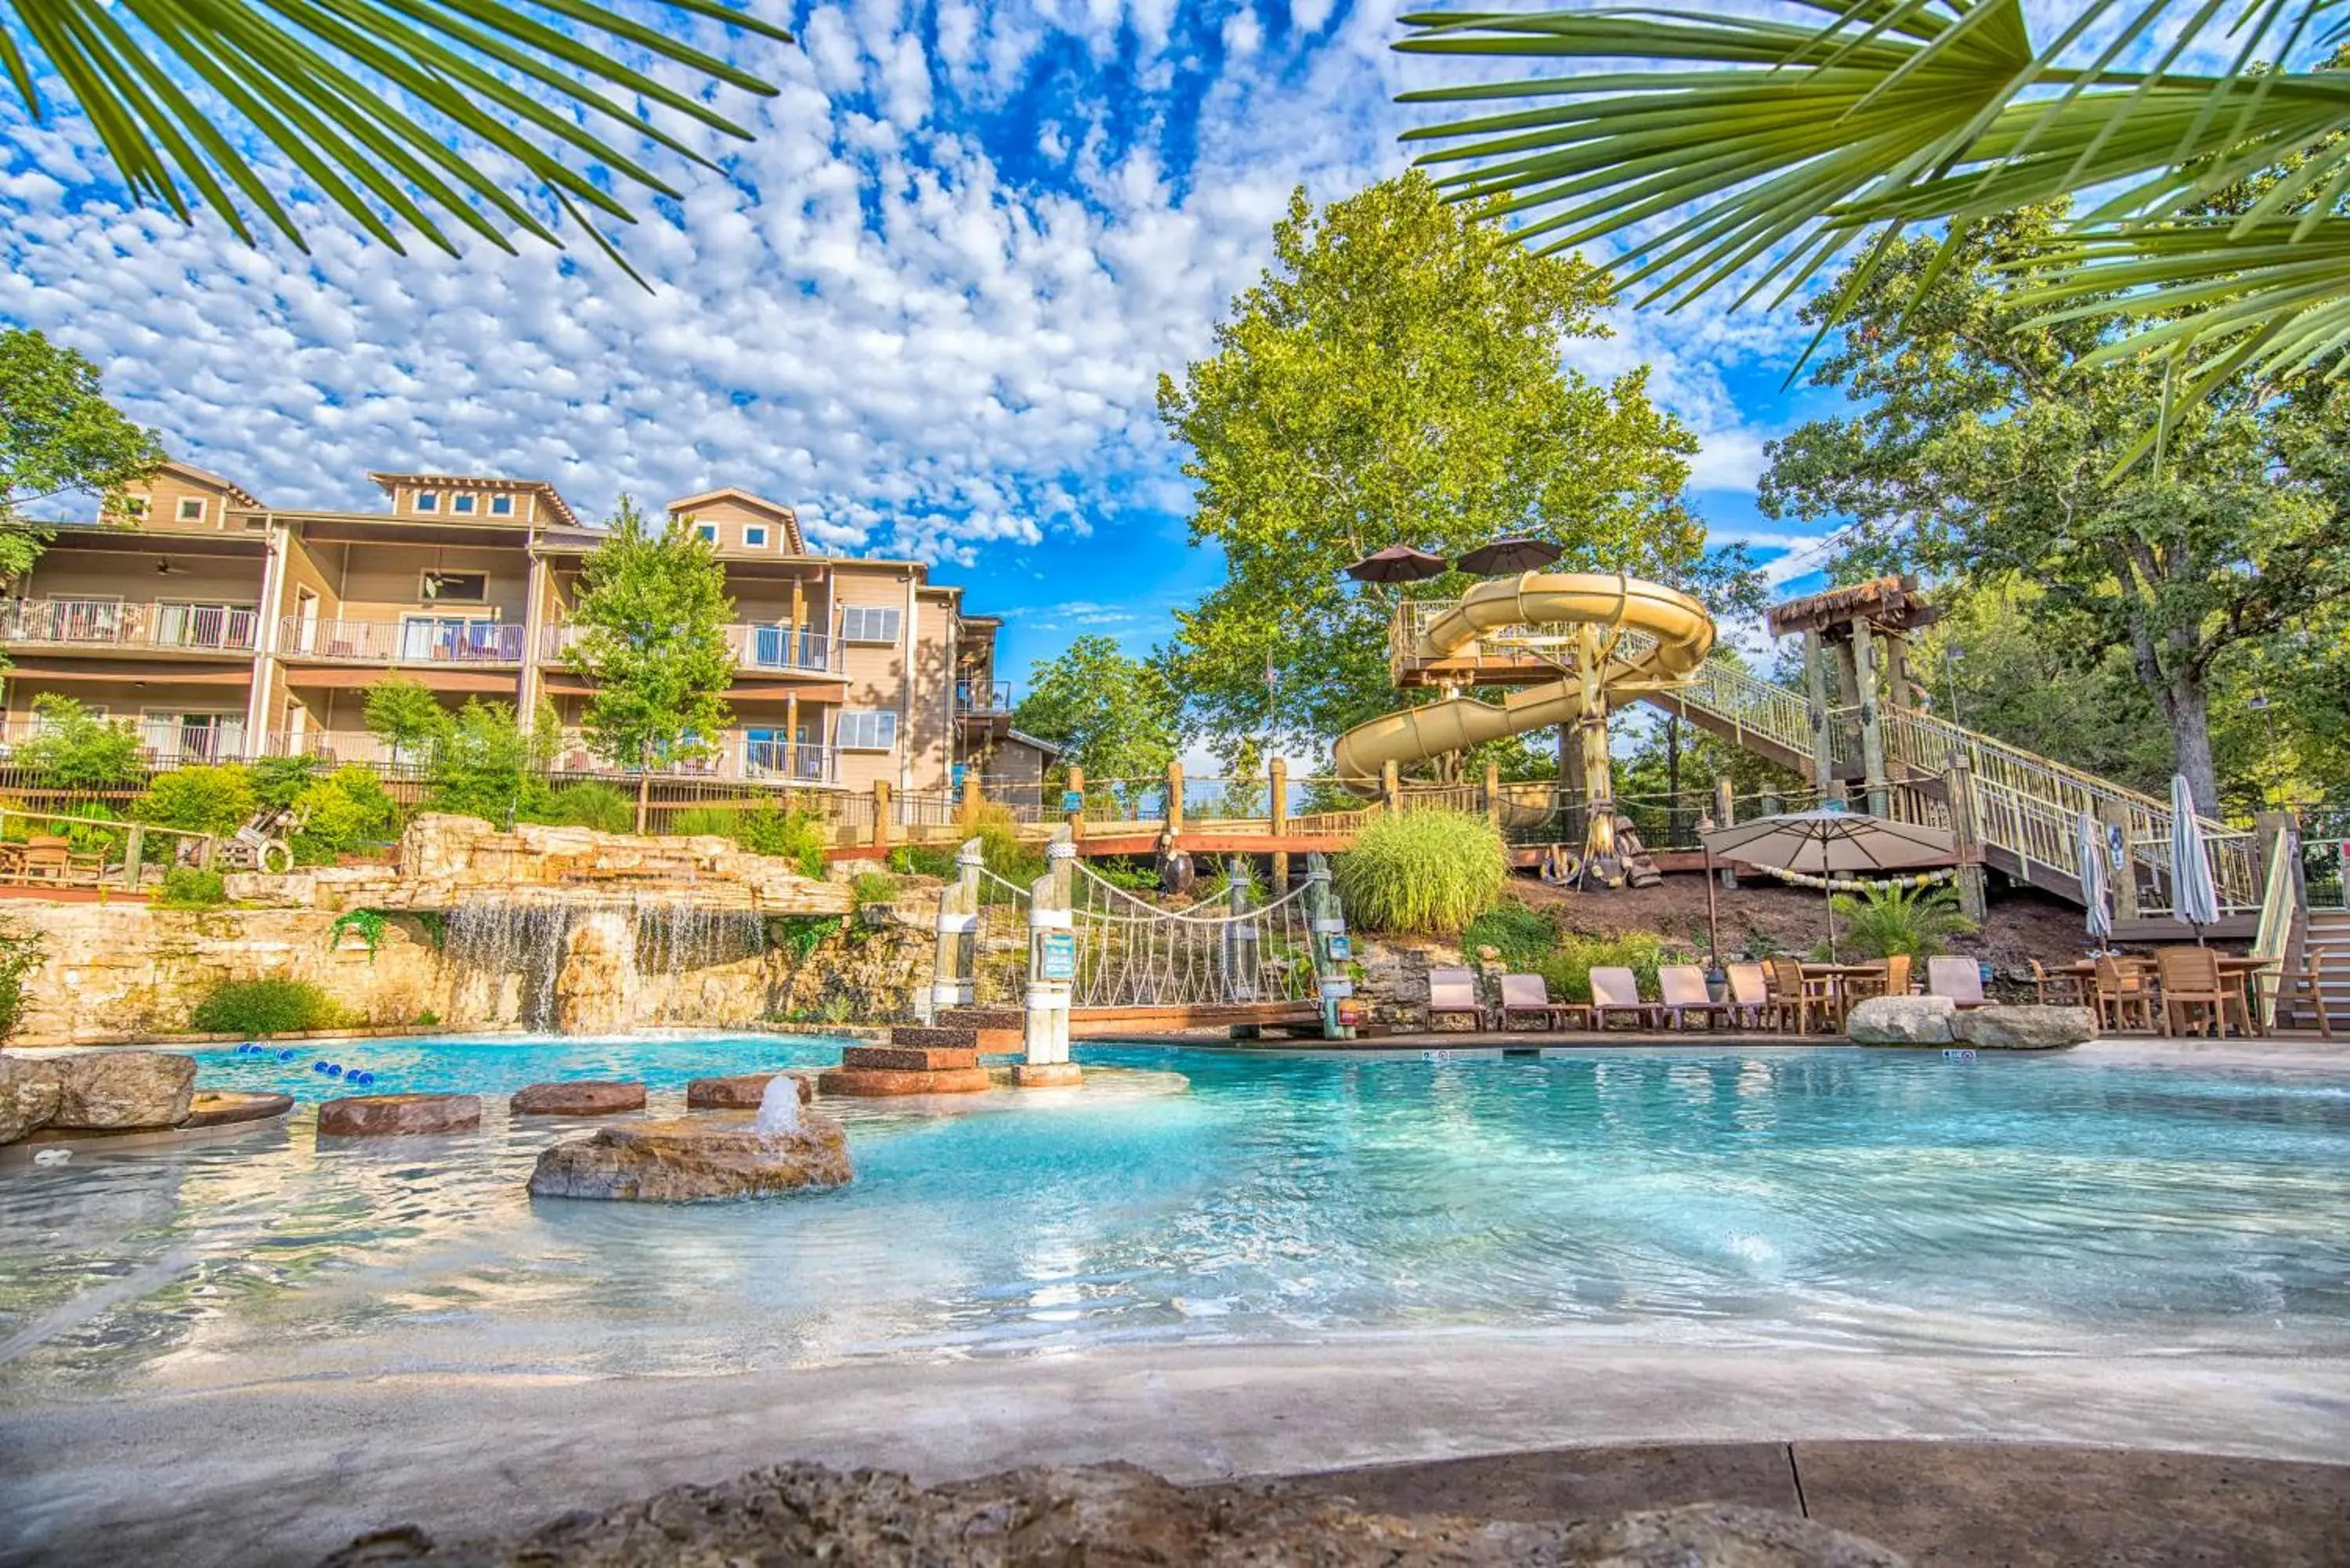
(318, 1093, 483, 1137)
(0, 1053, 62, 1143)
(318, 1460, 1908, 1566)
(685, 1071, 813, 1110)
(49, 1050, 197, 1129)
(816, 1066, 992, 1097)
(1952, 1004, 2095, 1050)
(509, 1080, 645, 1117)
(1846, 995, 1957, 1046)
(527, 1113, 851, 1201)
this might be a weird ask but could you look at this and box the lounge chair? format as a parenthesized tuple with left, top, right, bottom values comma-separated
(1764, 956, 1836, 1035)
(1925, 956, 1989, 1008)
(1657, 965, 1730, 1031)
(1498, 973, 1587, 1031)
(1588, 966, 1659, 1031)
(1426, 966, 1486, 1031)
(1725, 963, 1771, 1029)
(2094, 955, 2157, 1034)
(2155, 945, 2247, 1039)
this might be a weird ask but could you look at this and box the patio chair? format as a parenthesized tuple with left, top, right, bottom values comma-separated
(1497, 973, 1588, 1031)
(1425, 966, 1487, 1032)
(2271, 949, 2334, 1039)
(1842, 954, 1913, 1006)
(1588, 966, 1660, 1031)
(2030, 959, 2085, 1006)
(1763, 956, 1836, 1035)
(2156, 945, 2247, 1039)
(1657, 965, 1730, 1031)
(1724, 963, 1771, 1029)
(2094, 956, 2158, 1034)
(20, 836, 70, 883)
(1925, 956, 1989, 1008)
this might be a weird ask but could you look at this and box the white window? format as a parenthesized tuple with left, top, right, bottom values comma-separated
(489, 494, 514, 516)
(696, 522, 719, 544)
(836, 710, 898, 751)
(840, 605, 902, 644)
(415, 490, 439, 512)
(452, 493, 478, 515)
(743, 526, 768, 548)
(175, 497, 206, 523)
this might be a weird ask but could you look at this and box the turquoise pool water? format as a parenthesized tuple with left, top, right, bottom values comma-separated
(2, 1036, 2345, 1395)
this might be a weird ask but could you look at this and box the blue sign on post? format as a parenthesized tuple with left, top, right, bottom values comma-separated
(1325, 934, 1352, 962)
(1039, 930, 1076, 981)
(1061, 789, 1084, 813)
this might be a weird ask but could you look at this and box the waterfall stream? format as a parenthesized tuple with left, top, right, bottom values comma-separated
(446, 894, 771, 1030)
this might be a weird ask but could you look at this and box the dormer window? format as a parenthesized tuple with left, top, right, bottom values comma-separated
(176, 497, 206, 523)
(415, 490, 439, 512)
(452, 493, 477, 515)
(744, 526, 768, 547)
(489, 495, 514, 517)
(696, 523, 719, 544)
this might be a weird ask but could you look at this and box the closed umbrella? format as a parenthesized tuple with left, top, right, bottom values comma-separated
(1701, 810, 1956, 960)
(1343, 544, 1448, 583)
(1455, 537, 1563, 576)
(2075, 810, 2113, 945)
(2167, 774, 2221, 942)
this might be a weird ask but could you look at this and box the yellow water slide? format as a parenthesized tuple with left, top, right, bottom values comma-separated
(1331, 573, 1716, 879)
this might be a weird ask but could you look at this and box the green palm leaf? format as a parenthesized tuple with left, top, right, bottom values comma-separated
(2, 0, 792, 271)
(1395, 1, 2350, 439)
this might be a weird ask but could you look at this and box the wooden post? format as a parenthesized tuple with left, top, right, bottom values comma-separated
(1269, 757, 1289, 893)
(1065, 765, 1086, 840)
(635, 770, 651, 835)
(1381, 757, 1401, 816)
(873, 779, 891, 854)
(1946, 761, 1988, 923)
(2096, 797, 2138, 922)
(783, 692, 800, 779)
(1483, 759, 1502, 833)
(1853, 617, 1889, 817)
(1712, 777, 1737, 890)
(1165, 760, 1184, 837)
(121, 825, 145, 890)
(1804, 627, 1835, 790)
(927, 838, 982, 1023)
(960, 768, 981, 829)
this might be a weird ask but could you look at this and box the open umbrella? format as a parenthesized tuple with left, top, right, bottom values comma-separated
(1455, 537, 1563, 576)
(2075, 810, 2113, 945)
(2167, 774, 2221, 942)
(1343, 544, 1448, 583)
(1701, 809, 1955, 960)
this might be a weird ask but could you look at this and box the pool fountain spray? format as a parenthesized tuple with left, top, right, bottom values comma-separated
(754, 1072, 804, 1137)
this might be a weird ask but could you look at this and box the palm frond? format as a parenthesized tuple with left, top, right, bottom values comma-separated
(2, 0, 793, 273)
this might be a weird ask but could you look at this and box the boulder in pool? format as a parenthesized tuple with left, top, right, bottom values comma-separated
(318, 1093, 482, 1138)
(528, 1113, 851, 1202)
(49, 1051, 197, 1130)
(685, 1071, 813, 1111)
(1951, 1004, 2093, 1050)
(510, 1080, 645, 1117)
(1846, 995, 1957, 1045)
(0, 1053, 63, 1143)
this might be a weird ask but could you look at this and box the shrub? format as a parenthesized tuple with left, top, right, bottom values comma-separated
(136, 764, 257, 836)
(1461, 901, 1557, 968)
(154, 866, 228, 909)
(0, 917, 45, 1040)
(427, 698, 552, 825)
(40, 801, 125, 859)
(1535, 930, 1668, 1004)
(542, 780, 636, 835)
(290, 766, 398, 862)
(1332, 809, 1507, 935)
(190, 977, 345, 1036)
(852, 870, 898, 905)
(887, 844, 958, 879)
(330, 909, 389, 956)
(1830, 881, 1979, 960)
(736, 803, 828, 879)
(16, 694, 143, 787)
(248, 754, 322, 812)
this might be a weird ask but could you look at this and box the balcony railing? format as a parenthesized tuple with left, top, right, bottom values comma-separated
(281, 616, 527, 665)
(0, 598, 259, 653)
(0, 715, 253, 765)
(275, 728, 839, 785)
(544, 623, 840, 676)
(956, 677, 1013, 714)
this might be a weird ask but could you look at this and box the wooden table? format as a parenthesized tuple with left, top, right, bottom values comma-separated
(2055, 954, 2275, 1036)
(1800, 962, 1888, 1029)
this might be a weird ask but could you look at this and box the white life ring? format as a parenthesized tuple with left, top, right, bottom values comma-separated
(255, 839, 293, 875)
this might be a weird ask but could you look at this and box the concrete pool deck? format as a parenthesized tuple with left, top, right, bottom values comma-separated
(5, 1339, 2348, 1566)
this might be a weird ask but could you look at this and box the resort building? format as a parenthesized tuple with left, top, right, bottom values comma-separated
(1, 462, 1052, 797)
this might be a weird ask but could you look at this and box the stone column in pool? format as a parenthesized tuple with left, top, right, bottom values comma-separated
(927, 838, 983, 1023)
(1017, 835, 1079, 1087)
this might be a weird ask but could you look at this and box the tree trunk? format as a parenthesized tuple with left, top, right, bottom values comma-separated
(2167, 674, 2220, 818)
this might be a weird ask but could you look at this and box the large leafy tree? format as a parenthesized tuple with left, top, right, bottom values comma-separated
(1010, 636, 1181, 784)
(1759, 210, 2350, 814)
(566, 497, 736, 770)
(0, 0, 790, 271)
(1159, 172, 1753, 760)
(1394, 2, 2350, 450)
(0, 327, 163, 576)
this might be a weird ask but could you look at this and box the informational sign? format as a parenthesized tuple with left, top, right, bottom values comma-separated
(1941, 1047, 1978, 1063)
(1423, 1049, 1455, 1064)
(951, 763, 967, 793)
(1038, 929, 1076, 981)
(1325, 934, 1353, 962)
(1061, 789, 1084, 813)
(2107, 823, 2126, 871)
(1320, 977, 1354, 999)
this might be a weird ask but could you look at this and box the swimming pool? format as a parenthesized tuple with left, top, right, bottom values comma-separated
(2, 1035, 2345, 1398)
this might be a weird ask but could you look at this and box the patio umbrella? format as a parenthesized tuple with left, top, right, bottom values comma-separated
(1343, 544, 1448, 583)
(2075, 810, 2113, 945)
(1700, 810, 1956, 960)
(1455, 537, 1563, 576)
(2167, 774, 2222, 942)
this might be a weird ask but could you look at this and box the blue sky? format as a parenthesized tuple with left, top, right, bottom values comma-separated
(0, 0, 1871, 693)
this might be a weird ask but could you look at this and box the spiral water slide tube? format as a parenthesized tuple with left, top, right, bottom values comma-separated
(1330, 573, 1717, 797)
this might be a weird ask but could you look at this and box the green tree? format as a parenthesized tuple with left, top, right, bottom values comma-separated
(362, 676, 456, 761)
(1758, 211, 2350, 814)
(428, 699, 555, 827)
(1010, 636, 1182, 784)
(135, 764, 257, 836)
(1395, 2, 2350, 450)
(0, 328, 164, 578)
(16, 695, 144, 788)
(566, 497, 736, 770)
(1159, 174, 1754, 760)
(2, 3, 789, 275)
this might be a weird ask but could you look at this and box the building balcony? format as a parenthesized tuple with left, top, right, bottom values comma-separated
(0, 598, 259, 655)
(956, 678, 1013, 715)
(1, 714, 255, 767)
(280, 616, 527, 666)
(273, 728, 841, 786)
(541, 623, 840, 677)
